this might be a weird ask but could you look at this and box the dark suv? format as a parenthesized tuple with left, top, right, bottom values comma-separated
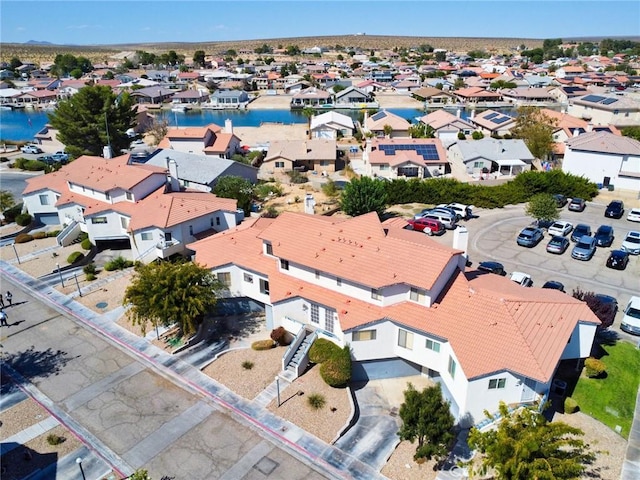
(553, 194, 568, 208)
(605, 200, 624, 219)
(477, 261, 506, 276)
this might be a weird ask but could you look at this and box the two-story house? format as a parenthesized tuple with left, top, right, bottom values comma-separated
(22, 153, 242, 262)
(188, 212, 600, 425)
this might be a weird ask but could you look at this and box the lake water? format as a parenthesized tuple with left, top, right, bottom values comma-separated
(0, 105, 514, 142)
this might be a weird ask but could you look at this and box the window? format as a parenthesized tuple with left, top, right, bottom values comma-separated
(280, 259, 289, 270)
(141, 232, 152, 241)
(39, 194, 49, 205)
(336, 277, 342, 287)
(217, 272, 231, 287)
(265, 242, 273, 255)
(425, 339, 440, 352)
(243, 273, 253, 283)
(126, 191, 133, 201)
(91, 217, 107, 224)
(310, 304, 319, 324)
(398, 329, 414, 350)
(473, 161, 483, 169)
(410, 287, 424, 303)
(216, 217, 221, 226)
(325, 309, 335, 333)
(320, 160, 329, 167)
(259, 279, 270, 294)
(105, 192, 110, 200)
(315, 270, 320, 280)
(371, 288, 381, 300)
(189, 225, 194, 235)
(379, 164, 389, 171)
(353, 330, 377, 341)
(448, 356, 457, 379)
(210, 217, 214, 227)
(275, 161, 285, 168)
(120, 217, 128, 229)
(489, 378, 506, 389)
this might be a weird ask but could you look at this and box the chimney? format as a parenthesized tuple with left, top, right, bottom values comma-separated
(453, 226, 469, 260)
(167, 157, 180, 192)
(225, 118, 233, 134)
(586, 122, 593, 132)
(304, 193, 316, 214)
(572, 128, 580, 137)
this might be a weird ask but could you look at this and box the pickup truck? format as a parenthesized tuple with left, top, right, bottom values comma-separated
(21, 144, 43, 154)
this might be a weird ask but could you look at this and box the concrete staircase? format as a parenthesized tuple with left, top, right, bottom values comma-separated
(281, 329, 315, 382)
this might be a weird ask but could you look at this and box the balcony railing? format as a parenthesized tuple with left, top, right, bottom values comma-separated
(155, 239, 182, 259)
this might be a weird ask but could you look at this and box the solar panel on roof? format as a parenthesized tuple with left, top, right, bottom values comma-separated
(493, 117, 511, 124)
(582, 95, 606, 103)
(371, 111, 387, 121)
(601, 98, 618, 105)
(485, 112, 499, 120)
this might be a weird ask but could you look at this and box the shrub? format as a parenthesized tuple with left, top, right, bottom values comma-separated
(564, 397, 579, 414)
(3, 203, 23, 223)
(251, 339, 275, 350)
(86, 273, 97, 281)
(457, 131, 466, 140)
(14, 233, 33, 244)
(83, 263, 97, 275)
(104, 256, 134, 271)
(242, 360, 255, 370)
(46, 433, 64, 445)
(309, 338, 341, 364)
(0, 156, 9, 163)
(81, 238, 93, 250)
(67, 251, 84, 264)
(307, 393, 326, 410)
(47, 230, 60, 237)
(584, 357, 606, 378)
(32, 231, 46, 239)
(472, 131, 484, 140)
(15, 213, 33, 226)
(270, 326, 290, 345)
(320, 346, 352, 387)
(286, 169, 308, 184)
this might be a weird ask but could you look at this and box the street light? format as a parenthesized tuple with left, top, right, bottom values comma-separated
(56, 262, 65, 287)
(76, 457, 86, 480)
(275, 376, 281, 407)
(11, 243, 20, 264)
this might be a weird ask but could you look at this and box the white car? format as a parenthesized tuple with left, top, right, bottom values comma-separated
(20, 144, 43, 154)
(621, 231, 640, 255)
(438, 203, 473, 220)
(510, 271, 533, 287)
(621, 296, 640, 335)
(627, 208, 640, 223)
(548, 220, 573, 237)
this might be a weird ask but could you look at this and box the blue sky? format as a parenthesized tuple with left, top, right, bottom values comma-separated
(1, 1, 638, 45)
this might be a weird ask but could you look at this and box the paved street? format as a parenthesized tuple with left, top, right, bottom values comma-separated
(0, 270, 381, 480)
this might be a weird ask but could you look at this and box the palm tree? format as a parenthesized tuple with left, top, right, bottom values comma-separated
(302, 107, 315, 139)
(0, 190, 14, 213)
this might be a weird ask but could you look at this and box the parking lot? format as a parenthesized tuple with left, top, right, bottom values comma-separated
(423, 200, 640, 342)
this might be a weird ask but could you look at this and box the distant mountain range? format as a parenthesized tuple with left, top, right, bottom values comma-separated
(25, 40, 54, 45)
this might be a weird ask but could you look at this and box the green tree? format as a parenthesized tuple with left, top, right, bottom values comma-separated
(398, 383, 455, 462)
(408, 123, 435, 138)
(0, 190, 15, 212)
(510, 106, 557, 160)
(193, 50, 206, 67)
(340, 176, 387, 217)
(302, 107, 315, 139)
(128, 470, 151, 480)
(212, 176, 254, 214)
(621, 126, 640, 141)
(525, 193, 559, 224)
(123, 260, 221, 337)
(467, 402, 596, 480)
(48, 85, 137, 158)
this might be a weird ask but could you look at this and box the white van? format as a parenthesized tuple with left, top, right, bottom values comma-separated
(421, 211, 457, 230)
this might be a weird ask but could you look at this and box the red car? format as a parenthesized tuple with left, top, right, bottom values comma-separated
(407, 217, 445, 235)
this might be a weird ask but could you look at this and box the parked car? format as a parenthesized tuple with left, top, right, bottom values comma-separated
(420, 212, 457, 230)
(621, 296, 640, 335)
(542, 280, 565, 292)
(553, 194, 568, 208)
(621, 231, 640, 255)
(627, 208, 640, 223)
(606, 250, 630, 270)
(510, 271, 533, 287)
(406, 217, 445, 236)
(571, 235, 597, 260)
(477, 261, 506, 276)
(546, 235, 570, 254)
(548, 220, 573, 237)
(594, 225, 614, 247)
(20, 144, 43, 154)
(604, 200, 625, 219)
(568, 198, 586, 212)
(36, 154, 56, 165)
(570, 224, 591, 242)
(517, 227, 544, 248)
(437, 203, 473, 220)
(51, 151, 69, 163)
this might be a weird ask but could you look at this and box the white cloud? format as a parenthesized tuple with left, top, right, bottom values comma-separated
(66, 24, 102, 31)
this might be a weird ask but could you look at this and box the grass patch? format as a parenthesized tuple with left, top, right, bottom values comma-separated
(571, 341, 640, 438)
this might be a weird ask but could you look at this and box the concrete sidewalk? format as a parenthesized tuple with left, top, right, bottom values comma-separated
(0, 259, 388, 480)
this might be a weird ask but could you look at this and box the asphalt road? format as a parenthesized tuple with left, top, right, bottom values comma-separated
(0, 278, 333, 480)
(432, 200, 640, 343)
(0, 170, 39, 202)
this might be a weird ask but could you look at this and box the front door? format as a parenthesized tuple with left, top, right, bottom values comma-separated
(521, 377, 537, 402)
(603, 176, 611, 187)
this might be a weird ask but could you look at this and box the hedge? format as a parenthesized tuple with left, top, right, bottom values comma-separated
(564, 397, 579, 414)
(67, 251, 85, 264)
(383, 170, 599, 209)
(81, 238, 93, 250)
(32, 231, 46, 239)
(309, 338, 341, 364)
(15, 233, 33, 244)
(251, 339, 275, 350)
(319, 346, 352, 387)
(104, 256, 134, 271)
(2, 203, 23, 223)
